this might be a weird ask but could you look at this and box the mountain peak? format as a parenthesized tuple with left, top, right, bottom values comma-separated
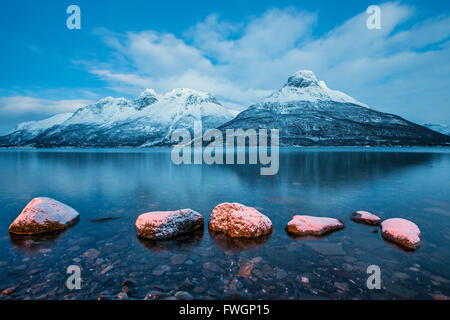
(264, 70, 369, 107)
(284, 70, 319, 88)
(138, 88, 157, 98)
(168, 88, 210, 97)
(134, 89, 158, 110)
(165, 88, 221, 106)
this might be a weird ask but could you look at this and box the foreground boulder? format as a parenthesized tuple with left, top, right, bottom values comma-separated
(135, 209, 204, 240)
(208, 203, 273, 239)
(9, 197, 80, 234)
(351, 211, 381, 225)
(381, 218, 421, 250)
(286, 215, 344, 236)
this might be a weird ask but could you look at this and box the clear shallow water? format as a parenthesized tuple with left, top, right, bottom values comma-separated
(0, 147, 449, 300)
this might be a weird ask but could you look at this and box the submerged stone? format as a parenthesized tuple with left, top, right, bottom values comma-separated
(381, 218, 422, 250)
(238, 264, 254, 278)
(135, 209, 204, 240)
(9, 197, 80, 235)
(174, 291, 194, 300)
(306, 242, 346, 255)
(152, 264, 170, 276)
(285, 215, 344, 236)
(171, 254, 188, 265)
(82, 248, 100, 261)
(208, 202, 273, 239)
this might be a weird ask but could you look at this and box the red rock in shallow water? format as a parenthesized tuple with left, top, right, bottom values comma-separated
(208, 203, 273, 239)
(9, 197, 79, 234)
(381, 218, 421, 250)
(285, 215, 344, 236)
(351, 211, 381, 225)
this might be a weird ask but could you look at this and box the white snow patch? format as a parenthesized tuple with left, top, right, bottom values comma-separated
(13, 113, 73, 133)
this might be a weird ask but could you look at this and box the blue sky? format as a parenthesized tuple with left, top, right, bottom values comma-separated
(0, 0, 449, 133)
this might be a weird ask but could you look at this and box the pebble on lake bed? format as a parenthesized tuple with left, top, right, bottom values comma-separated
(285, 215, 344, 237)
(351, 211, 381, 225)
(135, 209, 204, 240)
(381, 218, 422, 250)
(9, 197, 80, 235)
(208, 203, 273, 239)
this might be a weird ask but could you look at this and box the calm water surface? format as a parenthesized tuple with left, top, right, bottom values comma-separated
(0, 148, 449, 300)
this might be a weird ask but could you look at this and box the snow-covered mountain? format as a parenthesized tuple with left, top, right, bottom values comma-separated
(218, 70, 449, 146)
(0, 88, 234, 147)
(423, 124, 450, 136)
(1, 70, 448, 148)
(3, 113, 73, 145)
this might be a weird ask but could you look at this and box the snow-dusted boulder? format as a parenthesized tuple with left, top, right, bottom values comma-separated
(285, 215, 344, 236)
(351, 211, 381, 225)
(135, 209, 204, 240)
(381, 218, 422, 250)
(9, 197, 80, 234)
(208, 203, 273, 239)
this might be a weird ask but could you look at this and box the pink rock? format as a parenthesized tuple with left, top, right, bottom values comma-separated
(351, 211, 381, 225)
(381, 218, 421, 250)
(135, 209, 203, 240)
(286, 215, 344, 236)
(208, 203, 273, 239)
(9, 197, 79, 234)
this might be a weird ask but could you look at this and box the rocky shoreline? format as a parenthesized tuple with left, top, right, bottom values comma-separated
(9, 198, 422, 251)
(0, 198, 437, 300)
(0, 232, 447, 300)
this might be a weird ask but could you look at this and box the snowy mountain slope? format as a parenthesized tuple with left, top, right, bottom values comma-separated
(423, 124, 450, 136)
(0, 88, 234, 147)
(218, 70, 449, 146)
(0, 113, 73, 146)
(263, 70, 369, 107)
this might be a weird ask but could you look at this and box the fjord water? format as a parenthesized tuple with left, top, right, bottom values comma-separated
(0, 148, 449, 299)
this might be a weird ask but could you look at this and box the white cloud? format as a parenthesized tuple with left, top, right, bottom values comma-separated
(86, 2, 450, 123)
(0, 96, 94, 115)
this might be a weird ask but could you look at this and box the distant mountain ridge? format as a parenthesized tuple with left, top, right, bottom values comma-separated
(0, 70, 448, 147)
(0, 88, 234, 147)
(423, 124, 450, 136)
(218, 71, 449, 146)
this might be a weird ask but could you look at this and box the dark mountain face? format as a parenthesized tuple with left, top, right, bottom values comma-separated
(218, 72, 449, 146)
